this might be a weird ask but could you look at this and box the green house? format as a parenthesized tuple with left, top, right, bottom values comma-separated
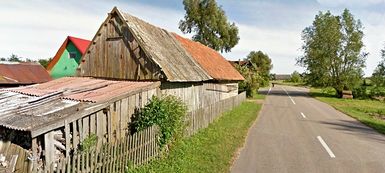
(47, 36, 90, 79)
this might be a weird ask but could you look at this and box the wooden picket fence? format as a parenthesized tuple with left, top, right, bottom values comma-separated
(35, 92, 246, 172)
(40, 125, 159, 173)
(186, 92, 246, 136)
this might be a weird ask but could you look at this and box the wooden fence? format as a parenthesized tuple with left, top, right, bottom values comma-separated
(40, 126, 159, 173)
(0, 141, 31, 173)
(32, 92, 246, 172)
(186, 92, 246, 136)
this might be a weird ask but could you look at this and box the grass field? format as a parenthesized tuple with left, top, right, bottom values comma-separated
(129, 100, 262, 173)
(310, 88, 385, 134)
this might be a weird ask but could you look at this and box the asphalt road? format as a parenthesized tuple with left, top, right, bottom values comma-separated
(231, 85, 385, 173)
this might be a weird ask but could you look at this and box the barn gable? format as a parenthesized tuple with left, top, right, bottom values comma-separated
(79, 7, 212, 82)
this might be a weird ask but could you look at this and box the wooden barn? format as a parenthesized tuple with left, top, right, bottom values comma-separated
(78, 7, 244, 111)
(0, 62, 52, 88)
(46, 36, 91, 79)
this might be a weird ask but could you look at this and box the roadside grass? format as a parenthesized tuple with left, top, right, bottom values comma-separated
(253, 91, 266, 100)
(310, 88, 385, 134)
(128, 100, 262, 173)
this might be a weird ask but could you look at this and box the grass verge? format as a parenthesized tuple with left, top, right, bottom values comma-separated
(129, 100, 262, 173)
(310, 88, 385, 134)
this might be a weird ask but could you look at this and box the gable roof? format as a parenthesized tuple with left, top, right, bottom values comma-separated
(174, 34, 244, 81)
(99, 8, 212, 82)
(0, 62, 52, 85)
(46, 36, 91, 71)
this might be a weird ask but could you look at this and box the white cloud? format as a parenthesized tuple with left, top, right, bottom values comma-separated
(222, 24, 305, 74)
(317, 0, 385, 7)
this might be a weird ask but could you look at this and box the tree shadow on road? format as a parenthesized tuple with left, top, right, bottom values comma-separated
(318, 119, 385, 144)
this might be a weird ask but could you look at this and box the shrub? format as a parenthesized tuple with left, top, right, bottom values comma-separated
(79, 133, 97, 152)
(132, 95, 187, 151)
(352, 86, 369, 99)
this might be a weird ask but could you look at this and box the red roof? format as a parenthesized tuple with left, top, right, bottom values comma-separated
(173, 34, 244, 81)
(5, 77, 158, 103)
(68, 36, 91, 55)
(0, 62, 52, 85)
(46, 36, 91, 71)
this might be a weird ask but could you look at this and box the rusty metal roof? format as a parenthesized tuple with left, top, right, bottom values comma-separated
(174, 34, 244, 81)
(0, 77, 159, 132)
(118, 8, 212, 82)
(0, 62, 52, 85)
(5, 77, 157, 103)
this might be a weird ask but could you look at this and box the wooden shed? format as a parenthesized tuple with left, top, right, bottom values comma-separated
(78, 7, 244, 111)
(0, 77, 159, 172)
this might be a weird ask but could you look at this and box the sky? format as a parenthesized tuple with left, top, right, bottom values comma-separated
(1, 0, 385, 76)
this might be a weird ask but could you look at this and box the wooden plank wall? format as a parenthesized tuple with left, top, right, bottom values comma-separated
(80, 13, 163, 80)
(0, 141, 31, 173)
(160, 82, 239, 111)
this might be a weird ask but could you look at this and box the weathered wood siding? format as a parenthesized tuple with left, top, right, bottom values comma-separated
(160, 82, 238, 111)
(79, 13, 163, 80)
(39, 88, 158, 170)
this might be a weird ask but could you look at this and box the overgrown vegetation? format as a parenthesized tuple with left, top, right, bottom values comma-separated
(310, 88, 385, 134)
(79, 133, 98, 152)
(286, 71, 302, 83)
(132, 95, 187, 151)
(129, 100, 262, 173)
(298, 9, 367, 97)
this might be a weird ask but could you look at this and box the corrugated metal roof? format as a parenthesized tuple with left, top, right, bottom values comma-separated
(46, 36, 91, 71)
(0, 62, 52, 85)
(5, 77, 157, 103)
(0, 77, 159, 131)
(174, 34, 244, 81)
(0, 91, 80, 131)
(119, 9, 212, 82)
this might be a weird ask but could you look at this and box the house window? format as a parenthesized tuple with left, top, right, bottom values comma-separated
(69, 52, 77, 59)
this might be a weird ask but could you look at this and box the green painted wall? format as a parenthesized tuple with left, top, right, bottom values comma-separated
(50, 42, 82, 79)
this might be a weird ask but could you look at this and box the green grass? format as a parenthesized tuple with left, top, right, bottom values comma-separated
(310, 88, 385, 134)
(129, 100, 262, 173)
(253, 92, 266, 100)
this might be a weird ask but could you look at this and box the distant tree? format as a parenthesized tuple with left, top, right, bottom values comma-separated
(371, 46, 385, 87)
(246, 51, 273, 87)
(8, 54, 22, 62)
(297, 9, 366, 97)
(38, 58, 52, 69)
(0, 57, 5, 61)
(179, 0, 239, 52)
(288, 71, 302, 83)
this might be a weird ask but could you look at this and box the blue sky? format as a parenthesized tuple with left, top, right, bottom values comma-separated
(1, 0, 385, 75)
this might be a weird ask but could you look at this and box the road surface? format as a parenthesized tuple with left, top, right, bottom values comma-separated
(231, 85, 385, 173)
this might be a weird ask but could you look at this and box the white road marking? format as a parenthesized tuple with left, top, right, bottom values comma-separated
(282, 87, 296, 105)
(300, 112, 307, 118)
(317, 136, 336, 158)
(268, 87, 271, 95)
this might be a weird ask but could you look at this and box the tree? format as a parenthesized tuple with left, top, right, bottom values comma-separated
(8, 54, 22, 62)
(246, 51, 273, 87)
(288, 71, 302, 83)
(38, 58, 52, 69)
(297, 9, 366, 97)
(371, 46, 385, 87)
(179, 0, 239, 52)
(236, 64, 261, 97)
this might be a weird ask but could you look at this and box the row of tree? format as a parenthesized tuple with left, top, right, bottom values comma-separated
(0, 54, 51, 68)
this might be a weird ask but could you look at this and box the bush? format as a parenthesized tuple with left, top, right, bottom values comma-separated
(352, 86, 369, 99)
(132, 95, 187, 151)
